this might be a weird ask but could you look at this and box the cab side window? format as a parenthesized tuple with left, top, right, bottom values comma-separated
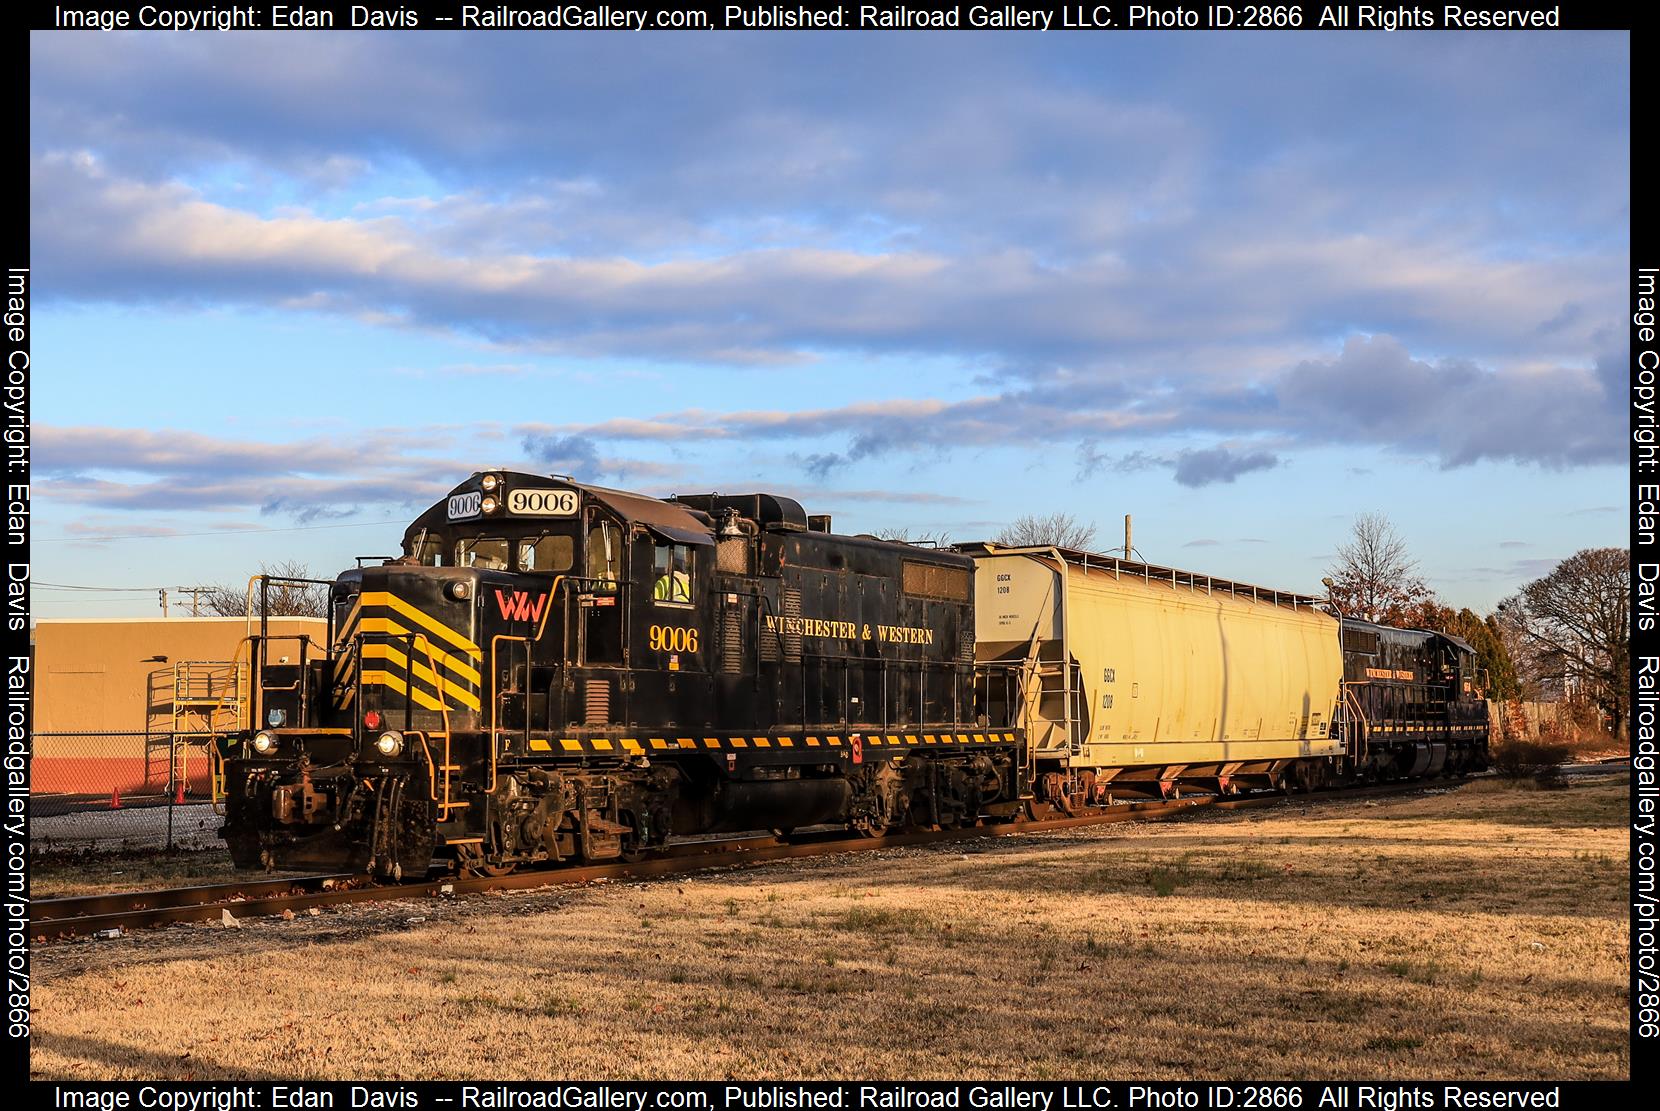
(653, 543, 693, 604)
(411, 534, 444, 566)
(587, 522, 620, 592)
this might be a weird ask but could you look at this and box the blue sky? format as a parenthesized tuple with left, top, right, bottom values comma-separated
(30, 31, 1629, 619)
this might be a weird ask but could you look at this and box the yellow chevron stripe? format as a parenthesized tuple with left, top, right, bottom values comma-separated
(360, 618, 483, 686)
(361, 591, 482, 659)
(360, 643, 482, 711)
(530, 738, 552, 751)
(361, 669, 444, 712)
(333, 596, 364, 655)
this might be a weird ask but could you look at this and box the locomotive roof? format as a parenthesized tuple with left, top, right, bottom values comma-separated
(1341, 615, 1478, 654)
(406, 471, 715, 545)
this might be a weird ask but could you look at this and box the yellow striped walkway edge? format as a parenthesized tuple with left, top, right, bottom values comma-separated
(522, 732, 1019, 754)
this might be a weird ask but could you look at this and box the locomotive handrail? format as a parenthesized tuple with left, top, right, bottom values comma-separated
(1341, 681, 1371, 764)
(413, 633, 465, 819)
(487, 574, 570, 793)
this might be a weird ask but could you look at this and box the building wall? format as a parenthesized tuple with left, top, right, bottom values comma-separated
(34, 616, 328, 734)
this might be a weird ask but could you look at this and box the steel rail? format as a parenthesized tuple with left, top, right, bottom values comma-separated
(32, 777, 1473, 941)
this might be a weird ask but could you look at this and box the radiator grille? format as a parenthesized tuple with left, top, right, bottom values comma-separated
(720, 606, 743, 674)
(903, 560, 970, 601)
(717, 538, 751, 574)
(1342, 628, 1380, 656)
(782, 588, 802, 662)
(584, 679, 611, 725)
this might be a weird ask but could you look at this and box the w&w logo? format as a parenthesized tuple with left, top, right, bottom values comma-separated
(494, 589, 549, 622)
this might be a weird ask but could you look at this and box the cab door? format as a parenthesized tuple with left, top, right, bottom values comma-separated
(582, 512, 627, 667)
(635, 531, 714, 728)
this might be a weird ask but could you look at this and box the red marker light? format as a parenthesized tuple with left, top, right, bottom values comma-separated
(365, 710, 383, 730)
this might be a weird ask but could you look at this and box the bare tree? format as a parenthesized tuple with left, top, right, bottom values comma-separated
(202, 560, 331, 618)
(1497, 547, 1629, 740)
(872, 527, 952, 546)
(1323, 513, 1434, 624)
(996, 512, 1098, 550)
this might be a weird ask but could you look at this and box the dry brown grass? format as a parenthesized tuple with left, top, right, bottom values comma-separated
(30, 779, 1630, 1081)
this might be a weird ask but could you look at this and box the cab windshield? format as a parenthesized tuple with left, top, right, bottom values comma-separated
(518, 534, 575, 573)
(456, 537, 510, 570)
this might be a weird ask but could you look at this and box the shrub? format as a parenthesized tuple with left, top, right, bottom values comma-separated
(1489, 738, 1571, 779)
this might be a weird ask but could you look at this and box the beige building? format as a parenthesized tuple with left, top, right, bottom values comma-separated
(33, 616, 326, 797)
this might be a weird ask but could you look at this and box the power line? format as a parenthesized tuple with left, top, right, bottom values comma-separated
(36, 519, 401, 544)
(35, 582, 164, 592)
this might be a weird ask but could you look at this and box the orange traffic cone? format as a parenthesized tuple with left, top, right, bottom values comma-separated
(109, 788, 122, 810)
(174, 781, 187, 805)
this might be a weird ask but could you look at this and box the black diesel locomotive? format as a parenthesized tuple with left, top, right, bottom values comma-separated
(1339, 618, 1490, 780)
(222, 471, 1022, 877)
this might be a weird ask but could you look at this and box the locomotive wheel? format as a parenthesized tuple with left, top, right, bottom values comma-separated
(223, 831, 264, 871)
(372, 779, 436, 881)
(851, 813, 887, 838)
(456, 845, 516, 878)
(618, 811, 648, 863)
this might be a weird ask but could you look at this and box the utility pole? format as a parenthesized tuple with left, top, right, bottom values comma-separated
(176, 586, 209, 616)
(158, 588, 168, 618)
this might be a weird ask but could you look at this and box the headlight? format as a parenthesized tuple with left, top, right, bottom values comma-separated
(252, 731, 279, 755)
(481, 473, 501, 492)
(447, 580, 472, 600)
(481, 495, 500, 514)
(374, 731, 405, 757)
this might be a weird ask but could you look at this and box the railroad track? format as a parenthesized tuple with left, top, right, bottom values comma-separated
(33, 776, 1475, 941)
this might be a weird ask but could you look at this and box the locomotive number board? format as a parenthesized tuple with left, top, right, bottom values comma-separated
(506, 488, 579, 515)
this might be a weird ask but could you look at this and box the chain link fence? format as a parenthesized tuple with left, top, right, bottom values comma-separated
(31, 731, 224, 854)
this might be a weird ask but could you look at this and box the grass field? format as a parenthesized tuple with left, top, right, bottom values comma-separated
(29, 777, 1630, 1080)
